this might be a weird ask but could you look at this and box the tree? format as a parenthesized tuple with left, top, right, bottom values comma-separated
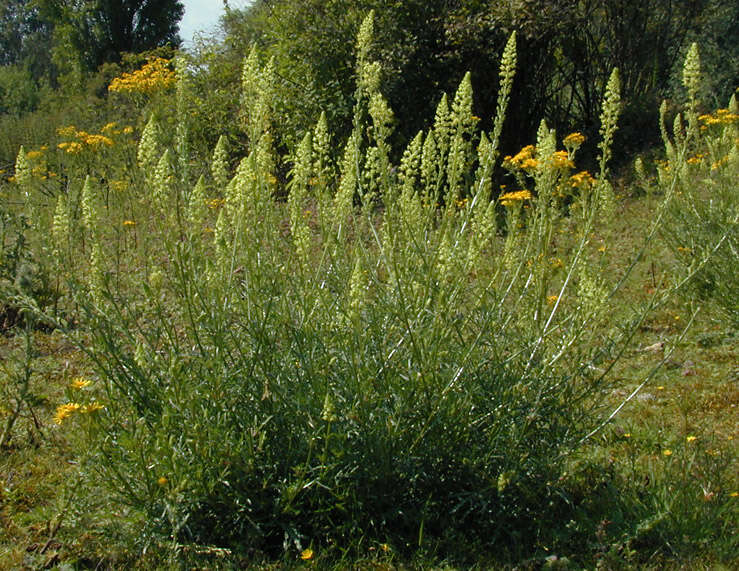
(0, 0, 53, 76)
(39, 0, 185, 71)
(213, 0, 735, 160)
(0, 1, 53, 114)
(220, 0, 456, 149)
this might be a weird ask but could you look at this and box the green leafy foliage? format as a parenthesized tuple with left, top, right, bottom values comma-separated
(213, 0, 735, 161)
(38, 0, 184, 71)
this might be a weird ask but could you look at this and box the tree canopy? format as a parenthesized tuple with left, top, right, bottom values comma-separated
(217, 0, 737, 157)
(39, 0, 185, 71)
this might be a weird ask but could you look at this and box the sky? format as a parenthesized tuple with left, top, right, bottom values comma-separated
(179, 0, 251, 47)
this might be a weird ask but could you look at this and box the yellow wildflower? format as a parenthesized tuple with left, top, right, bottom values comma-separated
(711, 156, 729, 170)
(82, 402, 104, 413)
(300, 548, 314, 560)
(500, 189, 533, 206)
(551, 150, 574, 169)
(56, 125, 77, 138)
(122, 220, 136, 227)
(663, 449, 672, 456)
(54, 403, 81, 424)
(504, 145, 536, 168)
(123, 126, 134, 135)
(686, 435, 697, 442)
(569, 171, 595, 189)
(65, 142, 84, 154)
(70, 377, 92, 389)
(158, 476, 168, 486)
(69, 131, 114, 149)
(563, 132, 586, 147)
(699, 109, 739, 126)
(101, 122, 118, 133)
(108, 57, 176, 96)
(546, 295, 558, 306)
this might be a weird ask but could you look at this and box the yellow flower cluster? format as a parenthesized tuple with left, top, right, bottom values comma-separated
(710, 156, 729, 170)
(20, 146, 58, 181)
(698, 108, 739, 127)
(551, 150, 575, 170)
(58, 141, 84, 154)
(54, 401, 104, 424)
(207, 198, 226, 209)
(54, 403, 81, 424)
(568, 170, 595, 189)
(57, 126, 77, 138)
(108, 57, 177, 96)
(504, 145, 538, 170)
(70, 377, 92, 389)
(57, 125, 114, 154)
(563, 132, 586, 147)
(505, 139, 585, 176)
(500, 189, 533, 206)
(101, 122, 135, 136)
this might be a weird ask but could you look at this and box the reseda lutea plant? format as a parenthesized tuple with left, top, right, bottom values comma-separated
(649, 44, 738, 327)
(37, 12, 667, 559)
